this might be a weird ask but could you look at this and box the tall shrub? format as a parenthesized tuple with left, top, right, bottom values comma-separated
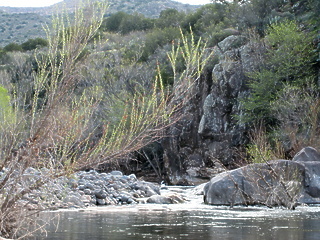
(0, 2, 211, 238)
(241, 20, 315, 125)
(0, 85, 15, 126)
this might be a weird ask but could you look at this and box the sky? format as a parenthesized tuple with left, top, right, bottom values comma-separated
(0, 0, 212, 8)
(0, 0, 63, 7)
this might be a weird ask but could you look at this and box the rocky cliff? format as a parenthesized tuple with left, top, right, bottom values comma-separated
(162, 35, 259, 185)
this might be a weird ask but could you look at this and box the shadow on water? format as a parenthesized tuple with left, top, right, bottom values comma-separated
(33, 187, 320, 240)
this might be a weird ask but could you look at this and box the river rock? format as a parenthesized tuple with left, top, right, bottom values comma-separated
(110, 171, 123, 176)
(204, 147, 320, 208)
(14, 169, 161, 209)
(130, 181, 160, 197)
(146, 194, 185, 204)
(96, 198, 106, 205)
(63, 195, 84, 208)
(94, 190, 107, 199)
(147, 195, 173, 204)
(80, 195, 92, 204)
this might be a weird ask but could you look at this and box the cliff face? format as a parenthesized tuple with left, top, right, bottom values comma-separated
(162, 35, 260, 185)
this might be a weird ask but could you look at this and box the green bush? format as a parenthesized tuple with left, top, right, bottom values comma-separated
(181, 3, 229, 33)
(3, 42, 22, 52)
(204, 23, 236, 47)
(118, 13, 154, 34)
(102, 12, 154, 34)
(240, 20, 316, 126)
(102, 11, 128, 32)
(229, 0, 289, 34)
(265, 20, 315, 81)
(0, 48, 8, 64)
(193, 3, 229, 31)
(269, 84, 320, 156)
(156, 8, 185, 28)
(21, 38, 48, 51)
(0, 85, 15, 126)
(141, 27, 180, 61)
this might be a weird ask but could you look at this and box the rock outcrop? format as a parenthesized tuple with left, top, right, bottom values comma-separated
(203, 147, 320, 208)
(162, 35, 256, 185)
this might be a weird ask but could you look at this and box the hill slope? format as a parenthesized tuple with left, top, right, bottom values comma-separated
(0, 0, 198, 47)
(0, 0, 196, 17)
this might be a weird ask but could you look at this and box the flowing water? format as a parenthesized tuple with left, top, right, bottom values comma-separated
(34, 186, 320, 240)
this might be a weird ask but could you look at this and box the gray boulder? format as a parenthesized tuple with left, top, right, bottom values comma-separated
(292, 147, 320, 203)
(63, 194, 84, 208)
(130, 181, 160, 197)
(217, 35, 247, 53)
(147, 194, 185, 204)
(147, 195, 173, 204)
(293, 146, 320, 162)
(204, 147, 320, 208)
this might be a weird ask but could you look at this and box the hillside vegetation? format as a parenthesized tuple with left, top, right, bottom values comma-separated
(0, 0, 196, 47)
(0, 11, 49, 47)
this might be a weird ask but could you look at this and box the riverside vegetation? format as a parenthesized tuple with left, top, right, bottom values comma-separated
(0, 0, 320, 238)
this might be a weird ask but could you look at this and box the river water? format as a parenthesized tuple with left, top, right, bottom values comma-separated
(35, 186, 320, 240)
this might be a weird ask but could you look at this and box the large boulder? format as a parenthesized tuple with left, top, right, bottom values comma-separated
(293, 146, 320, 162)
(204, 147, 320, 208)
(293, 147, 320, 203)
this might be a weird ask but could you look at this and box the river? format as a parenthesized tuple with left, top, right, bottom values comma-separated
(34, 186, 320, 240)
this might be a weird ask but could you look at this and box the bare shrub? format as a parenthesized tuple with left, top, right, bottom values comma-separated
(246, 123, 285, 164)
(0, 2, 212, 239)
(270, 84, 320, 158)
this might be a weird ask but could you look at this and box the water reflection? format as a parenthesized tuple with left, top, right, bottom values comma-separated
(34, 187, 320, 240)
(34, 205, 320, 240)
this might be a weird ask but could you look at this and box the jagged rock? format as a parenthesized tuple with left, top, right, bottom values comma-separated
(204, 147, 320, 208)
(162, 35, 252, 185)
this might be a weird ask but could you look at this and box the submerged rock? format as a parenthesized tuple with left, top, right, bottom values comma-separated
(147, 194, 185, 204)
(147, 195, 173, 204)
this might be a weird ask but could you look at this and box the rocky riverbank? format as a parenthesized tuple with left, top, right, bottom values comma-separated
(5, 147, 320, 212)
(3, 169, 187, 211)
